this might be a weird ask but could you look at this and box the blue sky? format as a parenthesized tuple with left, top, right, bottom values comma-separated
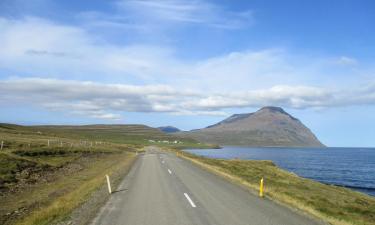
(0, 0, 375, 147)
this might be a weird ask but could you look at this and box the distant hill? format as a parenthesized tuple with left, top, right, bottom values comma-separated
(178, 106, 324, 147)
(158, 126, 181, 133)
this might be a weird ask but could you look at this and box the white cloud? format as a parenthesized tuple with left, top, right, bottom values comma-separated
(1, 78, 375, 120)
(0, 78, 209, 120)
(91, 0, 254, 30)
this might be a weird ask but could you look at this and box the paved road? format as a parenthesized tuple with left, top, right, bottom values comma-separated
(91, 147, 324, 225)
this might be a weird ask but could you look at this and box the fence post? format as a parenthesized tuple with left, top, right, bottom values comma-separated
(0, 141, 3, 150)
(106, 175, 112, 194)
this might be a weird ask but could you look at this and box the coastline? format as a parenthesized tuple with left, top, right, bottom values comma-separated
(172, 148, 375, 225)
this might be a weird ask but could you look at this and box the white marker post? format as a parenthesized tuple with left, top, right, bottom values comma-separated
(0, 141, 3, 150)
(106, 175, 112, 194)
(47, 139, 50, 147)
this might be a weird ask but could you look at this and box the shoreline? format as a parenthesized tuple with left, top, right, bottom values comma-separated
(173, 148, 375, 225)
(183, 146, 375, 197)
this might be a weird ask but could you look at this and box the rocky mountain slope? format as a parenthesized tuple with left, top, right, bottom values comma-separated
(179, 106, 324, 147)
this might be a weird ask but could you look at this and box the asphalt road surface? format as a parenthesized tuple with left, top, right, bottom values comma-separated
(91, 147, 324, 225)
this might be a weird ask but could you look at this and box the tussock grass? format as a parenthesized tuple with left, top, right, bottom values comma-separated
(14, 153, 136, 225)
(176, 150, 375, 225)
(0, 124, 139, 225)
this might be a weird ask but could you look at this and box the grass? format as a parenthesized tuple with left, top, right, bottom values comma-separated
(1, 149, 136, 225)
(0, 153, 46, 186)
(174, 150, 375, 225)
(18, 124, 200, 146)
(0, 123, 212, 225)
(0, 124, 141, 225)
(14, 152, 136, 225)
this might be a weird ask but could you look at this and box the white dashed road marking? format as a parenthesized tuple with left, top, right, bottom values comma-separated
(184, 193, 196, 208)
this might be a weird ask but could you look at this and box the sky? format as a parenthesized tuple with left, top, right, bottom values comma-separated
(0, 0, 375, 147)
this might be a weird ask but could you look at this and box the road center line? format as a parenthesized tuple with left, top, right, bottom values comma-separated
(168, 169, 172, 174)
(184, 193, 196, 208)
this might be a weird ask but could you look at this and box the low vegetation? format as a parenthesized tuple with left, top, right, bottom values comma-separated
(16, 153, 135, 225)
(13, 123, 202, 147)
(0, 123, 213, 224)
(0, 124, 139, 225)
(175, 150, 375, 225)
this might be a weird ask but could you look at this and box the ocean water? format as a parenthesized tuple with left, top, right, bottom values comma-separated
(185, 147, 375, 196)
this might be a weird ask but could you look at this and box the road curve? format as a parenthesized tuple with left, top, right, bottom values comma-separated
(91, 146, 324, 225)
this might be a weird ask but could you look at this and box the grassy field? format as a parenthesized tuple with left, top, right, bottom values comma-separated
(0, 123, 213, 224)
(174, 150, 375, 225)
(0, 124, 141, 225)
(2, 152, 135, 225)
(12, 123, 203, 147)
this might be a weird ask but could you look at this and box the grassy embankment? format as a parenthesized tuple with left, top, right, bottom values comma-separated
(0, 123, 208, 225)
(173, 150, 375, 225)
(0, 123, 142, 225)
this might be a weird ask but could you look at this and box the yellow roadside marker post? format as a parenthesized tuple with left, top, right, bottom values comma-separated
(259, 177, 264, 198)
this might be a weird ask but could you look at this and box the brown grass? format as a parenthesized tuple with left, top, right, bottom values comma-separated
(12, 153, 136, 225)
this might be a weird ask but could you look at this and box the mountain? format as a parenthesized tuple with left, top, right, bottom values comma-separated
(158, 126, 181, 133)
(178, 106, 324, 147)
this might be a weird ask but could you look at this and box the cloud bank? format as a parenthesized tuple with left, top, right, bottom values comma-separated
(1, 78, 375, 120)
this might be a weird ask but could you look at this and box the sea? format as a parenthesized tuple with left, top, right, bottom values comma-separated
(184, 146, 375, 197)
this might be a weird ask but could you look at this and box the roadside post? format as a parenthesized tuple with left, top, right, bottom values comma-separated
(0, 141, 3, 150)
(106, 175, 112, 194)
(259, 177, 264, 197)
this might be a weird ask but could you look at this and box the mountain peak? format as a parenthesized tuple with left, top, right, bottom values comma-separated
(180, 106, 324, 147)
(257, 106, 286, 114)
(256, 106, 298, 121)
